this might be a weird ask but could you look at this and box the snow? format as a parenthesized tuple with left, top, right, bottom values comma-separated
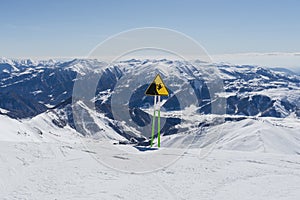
(247, 88, 300, 107)
(0, 113, 80, 143)
(0, 141, 299, 199)
(2, 69, 9, 73)
(64, 59, 106, 75)
(0, 113, 300, 199)
(208, 118, 300, 154)
(216, 92, 237, 98)
(1, 112, 300, 199)
(0, 108, 9, 114)
(30, 90, 43, 95)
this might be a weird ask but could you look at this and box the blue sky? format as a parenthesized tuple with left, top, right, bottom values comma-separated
(1, 0, 300, 69)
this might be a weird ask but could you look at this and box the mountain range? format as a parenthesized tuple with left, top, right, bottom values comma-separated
(0, 58, 300, 151)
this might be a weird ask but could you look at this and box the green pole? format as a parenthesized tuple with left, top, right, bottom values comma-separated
(150, 109, 156, 147)
(157, 109, 161, 147)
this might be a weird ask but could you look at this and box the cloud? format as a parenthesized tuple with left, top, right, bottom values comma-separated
(211, 52, 300, 71)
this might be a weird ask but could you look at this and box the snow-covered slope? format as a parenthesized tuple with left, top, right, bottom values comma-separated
(0, 112, 80, 143)
(201, 117, 300, 154)
(1, 108, 300, 155)
(1, 140, 300, 199)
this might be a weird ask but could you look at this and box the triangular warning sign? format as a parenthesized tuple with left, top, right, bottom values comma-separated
(145, 74, 169, 96)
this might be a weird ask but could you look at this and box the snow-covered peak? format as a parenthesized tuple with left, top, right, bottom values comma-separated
(59, 58, 107, 75)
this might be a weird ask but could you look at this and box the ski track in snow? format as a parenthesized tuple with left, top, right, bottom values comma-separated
(0, 141, 299, 200)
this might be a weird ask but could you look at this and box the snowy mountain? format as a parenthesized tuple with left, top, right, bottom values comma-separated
(218, 64, 300, 117)
(1, 58, 300, 118)
(0, 58, 300, 153)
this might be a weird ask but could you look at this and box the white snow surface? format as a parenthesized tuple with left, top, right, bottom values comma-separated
(0, 141, 299, 200)
(0, 113, 80, 143)
(1, 113, 300, 199)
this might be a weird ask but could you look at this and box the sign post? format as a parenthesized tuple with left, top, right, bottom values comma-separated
(145, 74, 169, 147)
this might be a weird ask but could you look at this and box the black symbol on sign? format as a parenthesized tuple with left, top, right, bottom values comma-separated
(145, 83, 159, 95)
(157, 83, 163, 91)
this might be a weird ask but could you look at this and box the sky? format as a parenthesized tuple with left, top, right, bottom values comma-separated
(1, 0, 300, 70)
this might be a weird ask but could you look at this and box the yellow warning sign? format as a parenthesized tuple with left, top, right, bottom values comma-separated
(145, 74, 169, 96)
